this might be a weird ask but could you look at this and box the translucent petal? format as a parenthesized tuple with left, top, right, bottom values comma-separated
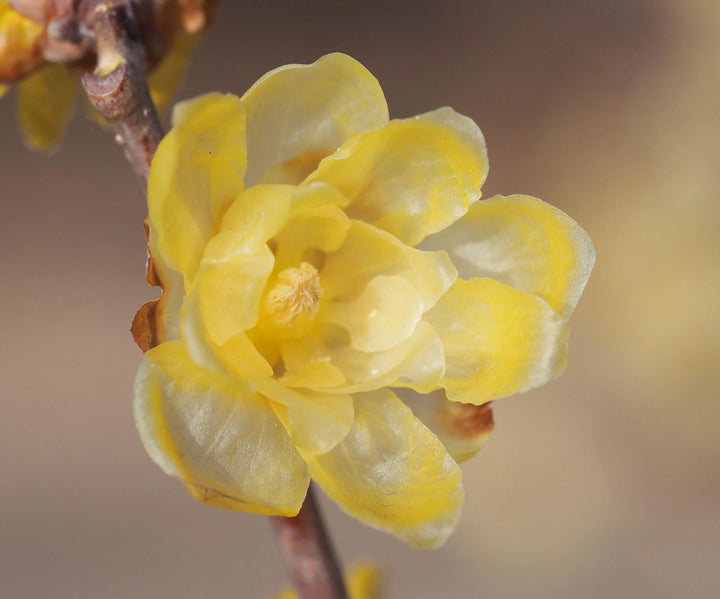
(134, 341, 309, 516)
(241, 53, 388, 186)
(322, 275, 425, 352)
(148, 93, 246, 285)
(17, 64, 76, 151)
(181, 277, 273, 380)
(397, 388, 494, 463)
(305, 107, 488, 246)
(422, 194, 595, 319)
(425, 278, 568, 404)
(259, 378, 353, 455)
(320, 220, 456, 310)
(305, 389, 463, 548)
(280, 321, 445, 394)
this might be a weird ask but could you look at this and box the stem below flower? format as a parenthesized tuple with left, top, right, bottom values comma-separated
(80, 0, 164, 189)
(272, 485, 349, 599)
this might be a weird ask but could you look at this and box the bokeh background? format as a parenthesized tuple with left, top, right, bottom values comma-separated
(2, 1, 719, 597)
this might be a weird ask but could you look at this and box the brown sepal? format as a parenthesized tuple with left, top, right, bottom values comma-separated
(442, 402, 495, 438)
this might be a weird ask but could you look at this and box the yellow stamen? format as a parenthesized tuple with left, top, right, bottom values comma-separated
(266, 262, 323, 325)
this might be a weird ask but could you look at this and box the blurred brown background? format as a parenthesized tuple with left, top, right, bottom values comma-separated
(2, 1, 719, 597)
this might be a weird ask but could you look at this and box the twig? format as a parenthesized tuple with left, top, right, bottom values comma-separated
(272, 486, 349, 599)
(81, 0, 164, 189)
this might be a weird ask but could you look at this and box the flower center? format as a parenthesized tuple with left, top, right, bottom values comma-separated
(266, 262, 323, 326)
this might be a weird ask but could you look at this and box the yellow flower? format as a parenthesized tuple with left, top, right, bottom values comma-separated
(0, 0, 214, 150)
(133, 53, 595, 548)
(272, 562, 382, 599)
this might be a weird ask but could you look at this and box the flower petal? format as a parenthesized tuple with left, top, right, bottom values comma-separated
(305, 107, 488, 246)
(17, 64, 76, 151)
(259, 378, 353, 455)
(148, 92, 246, 285)
(241, 53, 388, 186)
(305, 389, 463, 548)
(0, 3, 44, 82)
(397, 388, 494, 463)
(134, 341, 308, 516)
(320, 220, 456, 310)
(322, 275, 425, 352)
(425, 278, 568, 404)
(147, 32, 199, 115)
(281, 320, 445, 394)
(421, 194, 595, 319)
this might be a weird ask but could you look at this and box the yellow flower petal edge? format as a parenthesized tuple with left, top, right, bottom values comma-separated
(422, 194, 595, 319)
(134, 341, 309, 516)
(305, 389, 463, 548)
(305, 106, 488, 246)
(134, 53, 593, 547)
(149, 92, 247, 287)
(272, 561, 382, 599)
(426, 277, 569, 404)
(17, 64, 76, 151)
(241, 52, 389, 186)
(0, 1, 44, 83)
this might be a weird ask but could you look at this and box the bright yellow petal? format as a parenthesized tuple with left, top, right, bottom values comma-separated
(305, 107, 488, 246)
(305, 389, 463, 548)
(17, 64, 76, 151)
(397, 388, 494, 463)
(147, 32, 199, 115)
(134, 340, 308, 516)
(0, 2, 44, 82)
(241, 53, 388, 186)
(259, 378, 353, 455)
(425, 278, 568, 404)
(422, 194, 595, 319)
(147, 92, 246, 286)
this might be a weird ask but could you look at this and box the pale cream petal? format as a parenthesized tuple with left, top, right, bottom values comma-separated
(397, 388, 494, 463)
(241, 53, 388, 186)
(134, 341, 308, 516)
(320, 220, 456, 310)
(425, 278, 568, 404)
(322, 275, 424, 352)
(305, 107, 488, 246)
(421, 194, 595, 319)
(305, 389, 464, 548)
(259, 378, 353, 455)
(17, 64, 76, 151)
(280, 321, 445, 394)
(147, 92, 246, 286)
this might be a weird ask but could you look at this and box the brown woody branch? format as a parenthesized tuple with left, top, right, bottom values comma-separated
(273, 486, 349, 599)
(81, 0, 164, 189)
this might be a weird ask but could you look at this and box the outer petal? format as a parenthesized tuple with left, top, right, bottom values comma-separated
(259, 378, 353, 456)
(425, 278, 568, 404)
(305, 107, 488, 246)
(397, 388, 494, 463)
(305, 389, 463, 548)
(241, 53, 389, 186)
(17, 64, 76, 150)
(422, 194, 595, 319)
(148, 92, 246, 286)
(134, 340, 308, 516)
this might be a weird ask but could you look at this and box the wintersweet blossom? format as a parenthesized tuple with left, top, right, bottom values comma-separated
(0, 0, 214, 149)
(272, 562, 381, 599)
(132, 53, 595, 548)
